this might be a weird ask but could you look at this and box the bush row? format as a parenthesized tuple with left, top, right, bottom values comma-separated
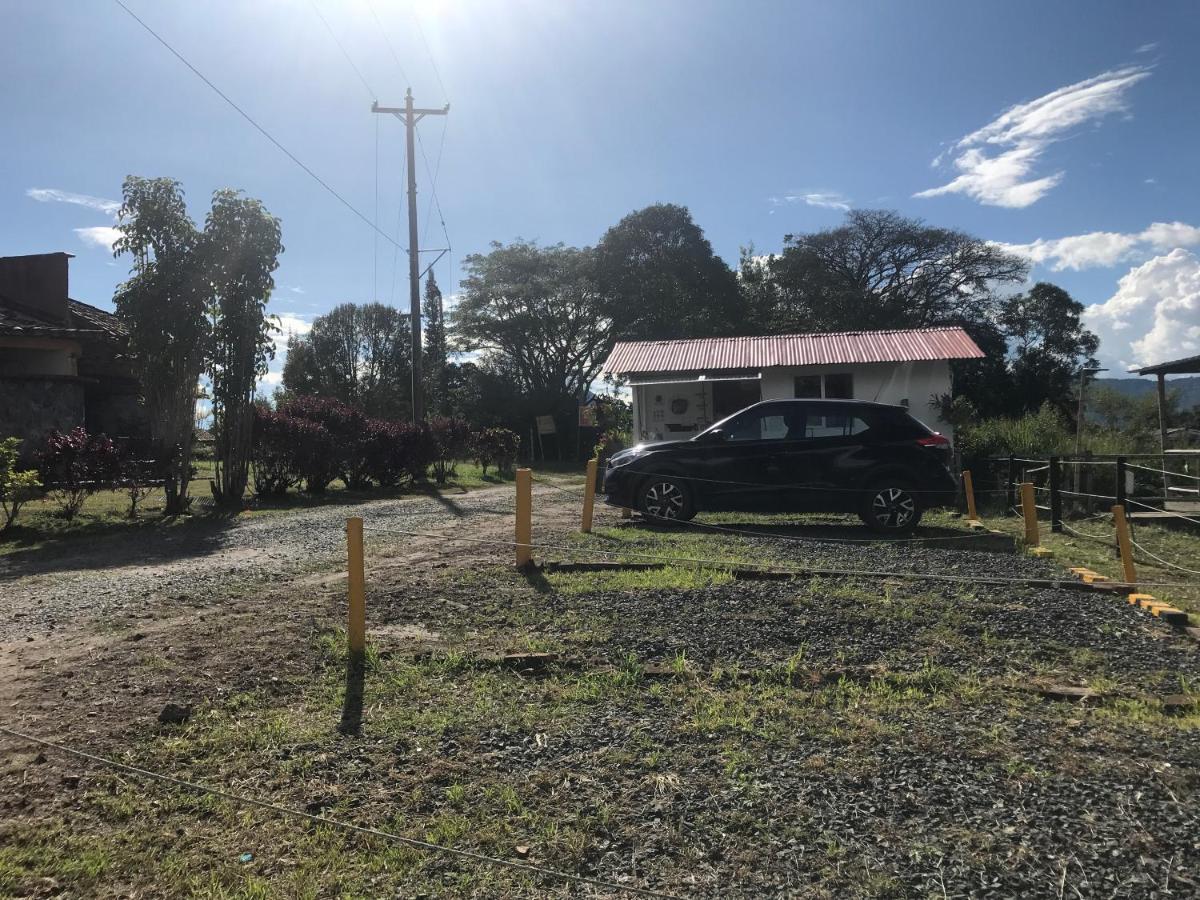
(252, 398, 519, 497)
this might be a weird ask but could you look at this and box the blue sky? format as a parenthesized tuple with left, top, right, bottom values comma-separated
(4, 0, 1199, 384)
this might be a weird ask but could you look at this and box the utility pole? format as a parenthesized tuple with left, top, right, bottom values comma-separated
(372, 89, 449, 422)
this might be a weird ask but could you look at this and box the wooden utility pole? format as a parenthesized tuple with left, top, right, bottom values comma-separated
(372, 90, 449, 422)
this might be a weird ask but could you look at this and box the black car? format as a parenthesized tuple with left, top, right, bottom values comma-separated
(603, 399, 957, 532)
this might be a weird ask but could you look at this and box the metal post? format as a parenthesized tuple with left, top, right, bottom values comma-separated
(346, 517, 366, 658)
(962, 469, 979, 522)
(1115, 456, 1127, 509)
(581, 459, 598, 533)
(1049, 456, 1062, 533)
(515, 468, 532, 568)
(1020, 482, 1039, 546)
(1112, 505, 1137, 585)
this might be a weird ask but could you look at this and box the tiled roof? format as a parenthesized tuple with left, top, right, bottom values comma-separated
(0, 294, 126, 341)
(603, 327, 984, 375)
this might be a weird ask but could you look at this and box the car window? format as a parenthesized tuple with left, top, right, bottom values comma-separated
(725, 407, 803, 441)
(806, 414, 871, 438)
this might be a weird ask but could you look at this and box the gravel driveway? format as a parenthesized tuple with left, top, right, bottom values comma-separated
(0, 482, 566, 643)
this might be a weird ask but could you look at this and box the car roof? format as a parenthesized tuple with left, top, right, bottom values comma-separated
(747, 398, 908, 412)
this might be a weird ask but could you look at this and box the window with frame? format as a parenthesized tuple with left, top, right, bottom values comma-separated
(793, 372, 854, 399)
(725, 407, 800, 441)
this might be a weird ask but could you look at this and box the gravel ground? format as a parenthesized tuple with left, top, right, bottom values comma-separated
(0, 483, 539, 642)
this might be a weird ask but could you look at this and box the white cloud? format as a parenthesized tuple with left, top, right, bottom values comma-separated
(1135, 42, 1159, 54)
(289, 286, 305, 294)
(73, 226, 122, 252)
(770, 191, 852, 212)
(1085, 249, 1200, 371)
(27, 187, 120, 216)
(272, 312, 312, 354)
(916, 66, 1151, 207)
(998, 221, 1200, 271)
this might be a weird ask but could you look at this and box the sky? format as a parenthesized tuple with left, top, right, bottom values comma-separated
(4, 0, 1199, 387)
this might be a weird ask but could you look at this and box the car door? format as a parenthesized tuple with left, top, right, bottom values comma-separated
(771, 403, 877, 513)
(694, 403, 795, 510)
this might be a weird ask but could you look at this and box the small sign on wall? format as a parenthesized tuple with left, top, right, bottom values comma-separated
(536, 415, 557, 435)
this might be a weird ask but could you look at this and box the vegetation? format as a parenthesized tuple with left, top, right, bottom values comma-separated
(36, 428, 121, 520)
(203, 189, 284, 507)
(0, 438, 40, 532)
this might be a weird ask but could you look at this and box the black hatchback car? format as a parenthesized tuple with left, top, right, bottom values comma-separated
(603, 399, 957, 532)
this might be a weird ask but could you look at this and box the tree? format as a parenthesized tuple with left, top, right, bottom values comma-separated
(203, 189, 284, 506)
(0, 438, 41, 533)
(742, 210, 1028, 333)
(596, 204, 742, 340)
(452, 241, 611, 427)
(281, 303, 412, 419)
(423, 271, 449, 416)
(113, 176, 208, 514)
(999, 282, 1099, 417)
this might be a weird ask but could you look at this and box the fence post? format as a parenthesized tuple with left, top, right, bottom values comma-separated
(1115, 456, 1127, 509)
(346, 517, 366, 659)
(1112, 504, 1137, 585)
(1049, 456, 1062, 533)
(621, 506, 632, 519)
(1006, 456, 1016, 514)
(1020, 482, 1040, 546)
(515, 468, 532, 569)
(962, 470, 979, 522)
(581, 458, 598, 533)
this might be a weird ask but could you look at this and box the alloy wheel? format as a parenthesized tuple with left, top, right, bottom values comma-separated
(870, 486, 916, 530)
(643, 480, 685, 520)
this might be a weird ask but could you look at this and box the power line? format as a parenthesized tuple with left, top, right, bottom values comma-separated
(0, 725, 679, 899)
(112, 0, 402, 250)
(364, 0, 412, 86)
(308, 0, 376, 99)
(413, 13, 448, 104)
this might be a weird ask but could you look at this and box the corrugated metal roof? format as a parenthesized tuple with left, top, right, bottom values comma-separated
(603, 327, 984, 375)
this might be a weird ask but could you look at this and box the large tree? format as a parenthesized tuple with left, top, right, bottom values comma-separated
(113, 177, 208, 515)
(742, 209, 1028, 332)
(452, 241, 611, 423)
(596, 203, 742, 339)
(999, 282, 1100, 417)
(423, 271, 449, 417)
(281, 302, 412, 419)
(203, 189, 283, 506)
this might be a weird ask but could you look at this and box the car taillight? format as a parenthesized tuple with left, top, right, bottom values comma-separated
(916, 433, 950, 448)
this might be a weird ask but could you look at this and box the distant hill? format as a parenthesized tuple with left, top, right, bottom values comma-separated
(1093, 376, 1200, 409)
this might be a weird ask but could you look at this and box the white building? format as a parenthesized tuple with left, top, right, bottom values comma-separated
(602, 327, 983, 443)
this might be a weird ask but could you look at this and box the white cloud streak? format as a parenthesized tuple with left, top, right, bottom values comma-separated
(916, 66, 1151, 207)
(998, 221, 1200, 271)
(769, 191, 852, 212)
(27, 187, 121, 216)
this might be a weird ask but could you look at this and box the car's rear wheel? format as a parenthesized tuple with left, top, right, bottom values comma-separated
(860, 481, 922, 533)
(638, 476, 695, 523)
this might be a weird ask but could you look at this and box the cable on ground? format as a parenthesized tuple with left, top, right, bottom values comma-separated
(0, 726, 680, 900)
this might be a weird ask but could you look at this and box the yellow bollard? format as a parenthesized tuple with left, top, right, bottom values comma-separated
(962, 469, 979, 522)
(581, 458, 598, 534)
(1020, 482, 1040, 547)
(346, 516, 366, 658)
(1112, 504, 1137, 585)
(515, 468, 532, 568)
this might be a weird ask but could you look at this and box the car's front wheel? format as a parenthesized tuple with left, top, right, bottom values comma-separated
(860, 482, 922, 533)
(638, 476, 695, 523)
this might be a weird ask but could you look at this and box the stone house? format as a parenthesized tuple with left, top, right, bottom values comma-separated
(0, 252, 143, 456)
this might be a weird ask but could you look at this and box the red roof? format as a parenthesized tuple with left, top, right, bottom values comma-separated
(603, 327, 984, 375)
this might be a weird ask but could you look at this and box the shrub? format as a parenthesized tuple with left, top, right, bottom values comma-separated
(1, 437, 42, 532)
(118, 450, 157, 518)
(37, 427, 120, 520)
(428, 417, 471, 484)
(292, 418, 338, 493)
(280, 395, 368, 489)
(471, 427, 520, 477)
(359, 419, 408, 488)
(594, 428, 630, 462)
(956, 403, 1074, 467)
(251, 407, 301, 497)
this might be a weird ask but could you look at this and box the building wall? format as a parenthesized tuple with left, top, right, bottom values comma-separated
(629, 359, 955, 443)
(0, 377, 86, 458)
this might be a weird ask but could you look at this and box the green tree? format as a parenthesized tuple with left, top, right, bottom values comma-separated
(0, 437, 41, 532)
(999, 282, 1100, 417)
(113, 176, 208, 515)
(281, 303, 412, 419)
(743, 209, 1028, 332)
(423, 271, 449, 416)
(596, 203, 742, 339)
(203, 189, 284, 506)
(452, 242, 611, 425)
